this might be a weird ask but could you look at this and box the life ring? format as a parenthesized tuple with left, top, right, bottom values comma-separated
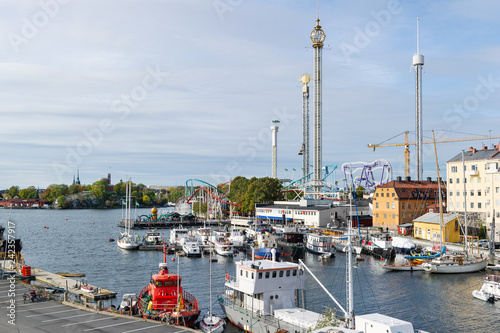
(225, 273, 230, 281)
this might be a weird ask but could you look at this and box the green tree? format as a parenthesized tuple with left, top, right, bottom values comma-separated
(143, 195, 151, 206)
(68, 184, 83, 195)
(57, 195, 68, 209)
(7, 186, 20, 198)
(228, 177, 282, 214)
(18, 186, 38, 199)
(91, 180, 108, 202)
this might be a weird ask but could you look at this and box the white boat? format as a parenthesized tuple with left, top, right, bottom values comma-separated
(181, 237, 202, 257)
(305, 233, 334, 255)
(212, 235, 234, 256)
(119, 293, 138, 313)
(472, 274, 500, 302)
(361, 233, 395, 259)
(200, 228, 225, 333)
(421, 254, 488, 273)
(382, 259, 425, 272)
(143, 229, 162, 244)
(220, 257, 325, 333)
(117, 180, 141, 250)
(487, 264, 500, 271)
(391, 236, 417, 254)
(169, 227, 189, 246)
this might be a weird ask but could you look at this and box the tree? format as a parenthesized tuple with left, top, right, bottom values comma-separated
(143, 195, 151, 206)
(228, 177, 283, 214)
(18, 186, 38, 199)
(91, 180, 108, 202)
(57, 195, 68, 209)
(7, 186, 20, 199)
(68, 184, 83, 195)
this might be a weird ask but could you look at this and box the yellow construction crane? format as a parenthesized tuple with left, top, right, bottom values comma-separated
(367, 132, 500, 178)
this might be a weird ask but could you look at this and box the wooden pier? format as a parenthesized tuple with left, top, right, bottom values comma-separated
(118, 219, 230, 229)
(2, 260, 116, 302)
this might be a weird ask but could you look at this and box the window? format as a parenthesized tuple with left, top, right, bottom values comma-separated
(478, 190, 482, 196)
(286, 270, 290, 277)
(381, 193, 384, 197)
(392, 202, 395, 209)
(456, 202, 460, 209)
(265, 272, 270, 278)
(449, 178, 453, 184)
(383, 213, 387, 218)
(471, 164, 477, 171)
(496, 200, 500, 206)
(478, 177, 481, 183)
(376, 213, 379, 218)
(408, 203, 412, 209)
(279, 271, 283, 277)
(478, 203, 482, 209)
(272, 271, 277, 278)
(240, 270, 243, 276)
(456, 178, 460, 184)
(246, 271, 248, 278)
(470, 190, 474, 196)
(386, 202, 389, 209)
(471, 202, 474, 209)
(376, 193, 379, 197)
(376, 202, 379, 208)
(450, 191, 453, 196)
(497, 187, 500, 194)
(293, 270, 297, 276)
(392, 214, 395, 219)
(392, 193, 395, 197)
(258, 272, 263, 279)
(452, 166, 457, 172)
(456, 191, 460, 196)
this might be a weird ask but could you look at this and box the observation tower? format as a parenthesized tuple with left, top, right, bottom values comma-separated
(413, 17, 424, 181)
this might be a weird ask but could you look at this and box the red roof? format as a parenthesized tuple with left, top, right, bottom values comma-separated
(377, 180, 446, 200)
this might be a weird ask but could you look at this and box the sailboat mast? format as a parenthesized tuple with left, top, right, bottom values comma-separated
(462, 151, 469, 255)
(346, 190, 354, 329)
(432, 131, 445, 247)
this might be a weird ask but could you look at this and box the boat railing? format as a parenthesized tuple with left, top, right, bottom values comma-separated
(220, 294, 307, 332)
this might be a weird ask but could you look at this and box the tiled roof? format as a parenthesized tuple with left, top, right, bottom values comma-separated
(447, 148, 500, 163)
(377, 180, 445, 200)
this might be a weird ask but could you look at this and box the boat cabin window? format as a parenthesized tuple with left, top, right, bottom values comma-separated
(279, 271, 283, 277)
(156, 281, 163, 287)
(258, 272, 263, 279)
(272, 271, 277, 278)
(240, 269, 243, 276)
(246, 271, 248, 278)
(252, 272, 254, 279)
(293, 270, 297, 276)
(265, 272, 270, 279)
(286, 270, 290, 277)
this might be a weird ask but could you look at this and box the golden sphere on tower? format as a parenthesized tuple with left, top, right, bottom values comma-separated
(151, 206, 158, 214)
(310, 19, 326, 47)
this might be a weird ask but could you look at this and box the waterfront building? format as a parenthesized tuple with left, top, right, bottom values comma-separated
(413, 212, 460, 243)
(446, 145, 500, 242)
(372, 177, 444, 230)
(254, 199, 335, 228)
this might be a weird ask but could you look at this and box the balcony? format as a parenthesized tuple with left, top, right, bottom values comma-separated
(466, 170, 479, 176)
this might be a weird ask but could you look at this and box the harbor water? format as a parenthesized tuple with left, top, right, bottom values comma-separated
(1, 208, 499, 333)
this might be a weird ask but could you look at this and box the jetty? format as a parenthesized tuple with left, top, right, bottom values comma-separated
(1, 260, 116, 302)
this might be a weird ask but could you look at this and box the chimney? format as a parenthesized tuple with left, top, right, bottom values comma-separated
(427, 177, 432, 182)
(397, 176, 402, 182)
(405, 176, 411, 182)
(483, 146, 488, 150)
(469, 147, 477, 154)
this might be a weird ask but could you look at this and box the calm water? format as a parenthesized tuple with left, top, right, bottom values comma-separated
(1, 208, 499, 333)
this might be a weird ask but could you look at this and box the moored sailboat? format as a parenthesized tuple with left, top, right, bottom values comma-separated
(117, 179, 141, 250)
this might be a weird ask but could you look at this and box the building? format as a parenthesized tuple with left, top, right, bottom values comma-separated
(254, 199, 336, 228)
(413, 212, 461, 244)
(446, 145, 500, 241)
(372, 177, 444, 230)
(0, 198, 50, 208)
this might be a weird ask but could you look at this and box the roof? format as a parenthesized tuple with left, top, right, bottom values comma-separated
(256, 204, 332, 211)
(447, 148, 500, 163)
(377, 180, 444, 200)
(413, 212, 458, 225)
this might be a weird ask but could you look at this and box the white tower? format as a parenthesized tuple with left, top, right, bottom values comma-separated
(413, 17, 424, 181)
(271, 121, 280, 179)
(299, 73, 312, 182)
(311, 13, 326, 194)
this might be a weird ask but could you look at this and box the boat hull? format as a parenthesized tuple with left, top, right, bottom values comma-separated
(199, 314, 225, 333)
(422, 258, 488, 273)
(382, 264, 424, 272)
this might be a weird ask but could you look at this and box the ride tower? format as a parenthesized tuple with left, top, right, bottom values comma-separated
(413, 17, 424, 181)
(299, 73, 311, 183)
(310, 14, 326, 195)
(271, 120, 280, 179)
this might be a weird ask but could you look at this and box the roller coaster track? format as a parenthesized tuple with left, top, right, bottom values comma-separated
(185, 179, 226, 198)
(186, 186, 240, 208)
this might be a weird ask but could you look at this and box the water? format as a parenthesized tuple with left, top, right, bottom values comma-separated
(2, 208, 499, 333)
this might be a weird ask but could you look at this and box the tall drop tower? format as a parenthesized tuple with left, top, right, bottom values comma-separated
(300, 73, 311, 181)
(413, 17, 424, 181)
(310, 13, 326, 194)
(271, 121, 280, 179)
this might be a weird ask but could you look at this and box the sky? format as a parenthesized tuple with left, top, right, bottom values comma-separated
(0, 0, 499, 189)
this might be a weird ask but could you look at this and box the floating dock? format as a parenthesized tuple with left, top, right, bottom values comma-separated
(2, 260, 116, 301)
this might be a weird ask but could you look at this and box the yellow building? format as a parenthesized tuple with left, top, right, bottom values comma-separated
(413, 212, 461, 243)
(372, 177, 444, 230)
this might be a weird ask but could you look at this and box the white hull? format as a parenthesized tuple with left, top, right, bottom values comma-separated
(199, 314, 225, 333)
(215, 244, 234, 256)
(472, 275, 500, 302)
(382, 264, 424, 272)
(117, 234, 141, 250)
(422, 257, 488, 273)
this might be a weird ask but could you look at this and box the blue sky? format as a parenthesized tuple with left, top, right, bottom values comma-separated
(0, 0, 499, 189)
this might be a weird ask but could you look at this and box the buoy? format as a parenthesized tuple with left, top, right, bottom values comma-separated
(380, 258, 384, 261)
(65, 219, 68, 220)
(171, 258, 175, 261)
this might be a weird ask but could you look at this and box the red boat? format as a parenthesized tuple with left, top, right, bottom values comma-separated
(137, 248, 200, 327)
